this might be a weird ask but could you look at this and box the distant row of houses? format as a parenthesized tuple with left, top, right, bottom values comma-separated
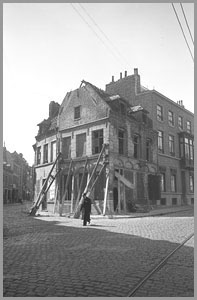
(32, 69, 194, 215)
(3, 147, 34, 204)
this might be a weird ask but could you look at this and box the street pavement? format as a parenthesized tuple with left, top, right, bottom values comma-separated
(3, 202, 194, 297)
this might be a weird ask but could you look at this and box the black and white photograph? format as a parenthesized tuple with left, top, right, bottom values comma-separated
(3, 2, 194, 297)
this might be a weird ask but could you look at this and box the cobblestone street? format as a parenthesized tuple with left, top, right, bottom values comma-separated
(3, 203, 194, 297)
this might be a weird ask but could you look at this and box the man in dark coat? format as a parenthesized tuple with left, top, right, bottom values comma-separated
(80, 193, 92, 226)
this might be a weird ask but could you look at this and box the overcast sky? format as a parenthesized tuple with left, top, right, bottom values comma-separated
(3, 3, 194, 166)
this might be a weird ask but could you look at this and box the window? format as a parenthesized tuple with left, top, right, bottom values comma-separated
(184, 138, 190, 159)
(169, 135, 175, 156)
(158, 130, 164, 153)
(170, 174, 176, 192)
(92, 129, 103, 154)
(168, 111, 174, 126)
(62, 136, 71, 159)
(189, 139, 194, 160)
(146, 139, 152, 161)
(76, 133, 86, 157)
(134, 134, 140, 158)
(74, 106, 81, 120)
(37, 146, 41, 165)
(179, 136, 194, 160)
(118, 129, 125, 155)
(51, 141, 56, 162)
(157, 104, 163, 121)
(189, 175, 194, 193)
(160, 173, 166, 192)
(43, 144, 48, 163)
(186, 121, 191, 133)
(178, 116, 183, 129)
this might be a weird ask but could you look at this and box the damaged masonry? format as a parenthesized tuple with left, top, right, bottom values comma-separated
(31, 69, 194, 217)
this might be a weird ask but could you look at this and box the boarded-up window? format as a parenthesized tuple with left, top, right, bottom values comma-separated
(92, 129, 103, 154)
(76, 133, 86, 157)
(62, 137, 71, 159)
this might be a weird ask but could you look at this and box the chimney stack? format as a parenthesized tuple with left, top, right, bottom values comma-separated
(112, 75, 114, 82)
(134, 68, 138, 75)
(120, 72, 122, 79)
(125, 71, 127, 77)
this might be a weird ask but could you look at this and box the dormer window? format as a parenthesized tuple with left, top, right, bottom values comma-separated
(74, 106, 81, 120)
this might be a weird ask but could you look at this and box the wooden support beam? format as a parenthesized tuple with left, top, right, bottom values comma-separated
(115, 171, 135, 189)
(74, 157, 88, 212)
(60, 159, 73, 216)
(103, 173, 109, 216)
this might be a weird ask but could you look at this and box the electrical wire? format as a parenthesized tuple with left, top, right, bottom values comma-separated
(171, 3, 194, 62)
(78, 3, 130, 67)
(70, 3, 126, 68)
(180, 3, 194, 45)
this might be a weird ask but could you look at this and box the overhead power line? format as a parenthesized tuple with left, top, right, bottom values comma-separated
(171, 3, 194, 62)
(70, 3, 127, 68)
(78, 3, 130, 67)
(180, 3, 194, 46)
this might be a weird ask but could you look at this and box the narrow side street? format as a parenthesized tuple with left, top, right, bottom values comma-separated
(3, 202, 194, 297)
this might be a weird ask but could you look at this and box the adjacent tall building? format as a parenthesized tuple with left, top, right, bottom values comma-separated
(106, 69, 194, 206)
(3, 147, 34, 204)
(33, 69, 194, 215)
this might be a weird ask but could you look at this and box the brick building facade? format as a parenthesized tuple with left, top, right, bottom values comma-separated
(3, 147, 34, 204)
(106, 69, 194, 206)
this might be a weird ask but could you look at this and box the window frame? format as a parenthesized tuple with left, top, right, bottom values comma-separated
(178, 116, 183, 130)
(170, 174, 176, 192)
(189, 174, 194, 193)
(160, 173, 166, 192)
(92, 129, 104, 155)
(157, 104, 163, 122)
(169, 134, 175, 156)
(186, 120, 191, 133)
(43, 144, 48, 164)
(158, 130, 164, 153)
(74, 105, 81, 120)
(51, 141, 57, 162)
(37, 146, 41, 165)
(168, 110, 175, 126)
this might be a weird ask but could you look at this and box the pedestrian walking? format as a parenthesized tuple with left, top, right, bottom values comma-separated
(80, 193, 92, 226)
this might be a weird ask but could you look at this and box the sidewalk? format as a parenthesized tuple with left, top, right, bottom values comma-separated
(36, 204, 193, 219)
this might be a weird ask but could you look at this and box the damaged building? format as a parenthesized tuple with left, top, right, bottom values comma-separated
(32, 77, 159, 215)
(32, 68, 193, 216)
